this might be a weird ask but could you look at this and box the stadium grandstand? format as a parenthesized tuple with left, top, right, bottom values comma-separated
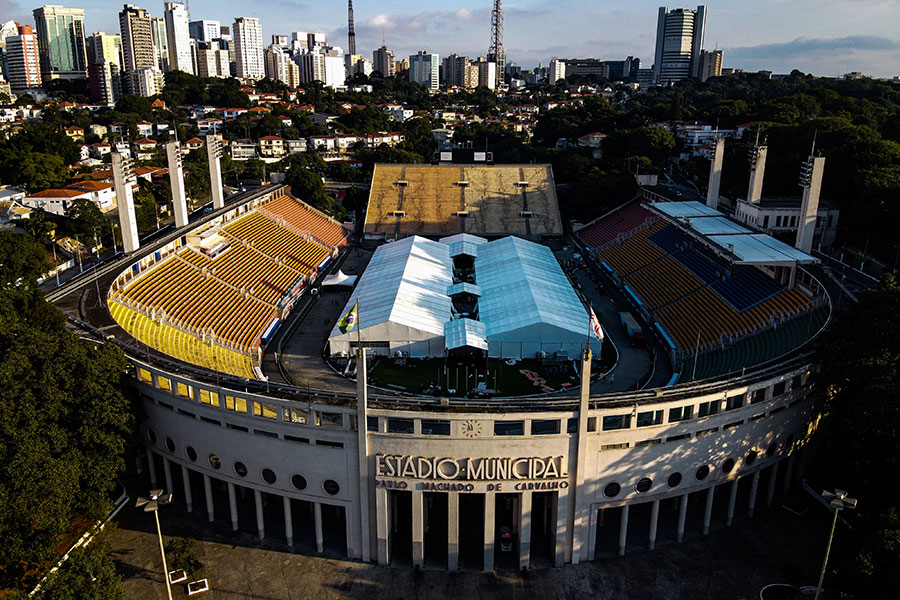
(577, 200, 826, 380)
(363, 164, 563, 242)
(107, 189, 348, 378)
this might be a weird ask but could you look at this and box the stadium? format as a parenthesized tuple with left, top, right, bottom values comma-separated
(50, 147, 831, 572)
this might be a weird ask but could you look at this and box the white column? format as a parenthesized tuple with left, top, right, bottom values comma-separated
(706, 137, 725, 209)
(783, 455, 795, 495)
(519, 491, 532, 570)
(571, 348, 592, 564)
(726, 478, 740, 526)
(166, 141, 188, 227)
(411, 490, 424, 568)
(676, 494, 688, 543)
(227, 481, 238, 531)
(162, 457, 173, 495)
(207, 135, 225, 209)
(254, 489, 265, 539)
(618, 504, 630, 556)
(747, 145, 768, 205)
(283, 496, 293, 546)
(314, 502, 324, 553)
(748, 470, 761, 517)
(356, 348, 371, 562)
(587, 505, 598, 561)
(648, 500, 660, 550)
(766, 462, 779, 507)
(112, 152, 139, 253)
(147, 450, 158, 488)
(181, 465, 193, 512)
(703, 486, 715, 535)
(447, 493, 459, 572)
(375, 488, 389, 565)
(796, 156, 825, 254)
(203, 474, 214, 522)
(484, 494, 495, 571)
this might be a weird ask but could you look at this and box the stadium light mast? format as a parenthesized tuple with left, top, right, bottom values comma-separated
(813, 489, 856, 600)
(488, 0, 505, 89)
(136, 489, 174, 600)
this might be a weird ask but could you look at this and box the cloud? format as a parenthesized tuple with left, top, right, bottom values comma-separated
(726, 35, 900, 59)
(0, 0, 29, 26)
(723, 36, 900, 77)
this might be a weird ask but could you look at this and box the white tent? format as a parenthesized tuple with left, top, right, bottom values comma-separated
(321, 270, 357, 287)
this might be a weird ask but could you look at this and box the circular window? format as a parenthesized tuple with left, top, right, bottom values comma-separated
(186, 446, 197, 462)
(234, 462, 248, 477)
(323, 479, 340, 495)
(261, 468, 277, 484)
(635, 477, 653, 493)
(291, 474, 307, 491)
(147, 428, 157, 444)
(208, 454, 221, 469)
(165, 437, 176, 453)
(746, 450, 758, 466)
(603, 482, 621, 498)
(696, 465, 710, 481)
(722, 458, 735, 474)
(667, 472, 683, 488)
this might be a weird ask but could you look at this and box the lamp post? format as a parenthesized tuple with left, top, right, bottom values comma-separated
(814, 489, 857, 600)
(136, 489, 174, 600)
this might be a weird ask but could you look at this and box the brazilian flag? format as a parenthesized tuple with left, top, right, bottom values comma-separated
(338, 301, 359, 334)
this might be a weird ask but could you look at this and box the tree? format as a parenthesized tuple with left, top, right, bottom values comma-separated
(18, 153, 68, 192)
(165, 537, 203, 577)
(0, 232, 133, 591)
(31, 530, 125, 600)
(64, 198, 106, 239)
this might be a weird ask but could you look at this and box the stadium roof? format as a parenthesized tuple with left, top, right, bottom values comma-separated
(476, 237, 589, 337)
(364, 164, 563, 241)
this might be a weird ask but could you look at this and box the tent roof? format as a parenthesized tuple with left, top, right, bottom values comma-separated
(321, 270, 357, 286)
(444, 318, 488, 350)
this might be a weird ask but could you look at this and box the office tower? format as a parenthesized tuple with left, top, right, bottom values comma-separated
(549, 58, 566, 83)
(372, 43, 395, 77)
(347, 0, 356, 55)
(298, 46, 345, 89)
(87, 31, 123, 67)
(32, 5, 87, 80)
(189, 20, 220, 43)
(442, 53, 469, 87)
(87, 31, 123, 104)
(472, 58, 496, 90)
(150, 17, 168, 71)
(5, 25, 42, 91)
(120, 4, 155, 74)
(233, 17, 264, 80)
(698, 49, 722, 82)
(196, 45, 230, 77)
(264, 44, 299, 87)
(409, 50, 438, 91)
(487, 0, 504, 89)
(653, 5, 706, 85)
(164, 2, 194, 74)
(307, 32, 326, 50)
(344, 53, 372, 77)
(272, 35, 287, 47)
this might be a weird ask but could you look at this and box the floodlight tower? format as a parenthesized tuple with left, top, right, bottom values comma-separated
(746, 135, 768, 205)
(796, 138, 825, 254)
(167, 141, 189, 227)
(207, 134, 225, 209)
(488, 0, 505, 89)
(112, 152, 140, 253)
(348, 0, 356, 55)
(706, 137, 724, 210)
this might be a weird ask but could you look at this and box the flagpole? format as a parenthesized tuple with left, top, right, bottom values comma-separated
(587, 301, 592, 354)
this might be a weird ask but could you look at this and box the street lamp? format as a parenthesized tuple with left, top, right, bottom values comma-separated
(136, 489, 175, 600)
(814, 488, 857, 600)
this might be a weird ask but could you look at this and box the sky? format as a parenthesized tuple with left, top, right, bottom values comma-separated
(3, 0, 900, 78)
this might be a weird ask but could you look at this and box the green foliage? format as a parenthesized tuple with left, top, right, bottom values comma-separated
(0, 124, 79, 186)
(285, 165, 346, 221)
(164, 537, 203, 577)
(0, 232, 133, 590)
(17, 153, 68, 193)
(31, 530, 125, 600)
(64, 198, 107, 238)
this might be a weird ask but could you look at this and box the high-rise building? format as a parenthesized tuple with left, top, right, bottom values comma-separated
(653, 5, 706, 85)
(549, 58, 566, 83)
(5, 25, 42, 91)
(120, 4, 154, 73)
(372, 44, 394, 77)
(164, 2, 193, 74)
(297, 46, 345, 89)
(87, 31, 122, 67)
(344, 53, 372, 78)
(698, 49, 722, 82)
(188, 20, 220, 43)
(196, 46, 229, 77)
(233, 17, 264, 80)
(87, 31, 123, 104)
(409, 50, 439, 91)
(150, 17, 168, 71)
(264, 43, 299, 87)
(472, 58, 496, 90)
(32, 5, 87, 81)
(442, 54, 469, 87)
(131, 64, 164, 95)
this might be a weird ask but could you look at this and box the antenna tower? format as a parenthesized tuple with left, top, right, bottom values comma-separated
(348, 0, 357, 55)
(488, 0, 505, 89)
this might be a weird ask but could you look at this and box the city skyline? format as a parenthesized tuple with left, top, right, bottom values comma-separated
(2, 1, 899, 78)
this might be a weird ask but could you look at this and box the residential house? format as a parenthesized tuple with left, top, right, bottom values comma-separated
(259, 135, 285, 158)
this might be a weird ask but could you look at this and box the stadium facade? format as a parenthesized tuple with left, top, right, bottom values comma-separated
(53, 160, 829, 571)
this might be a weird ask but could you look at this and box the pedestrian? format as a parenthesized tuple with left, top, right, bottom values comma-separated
(609, 374, 615, 384)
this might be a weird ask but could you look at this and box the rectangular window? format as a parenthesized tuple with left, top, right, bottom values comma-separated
(751, 389, 767, 404)
(284, 435, 309, 444)
(226, 423, 248, 432)
(200, 389, 220, 407)
(367, 416, 379, 431)
(587, 417, 597, 432)
(725, 394, 745, 411)
(176, 382, 193, 399)
(635, 438, 661, 447)
(602, 414, 631, 431)
(724, 420, 744, 429)
(770, 406, 786, 415)
(750, 413, 765, 422)
(225, 396, 247, 413)
(420, 419, 450, 436)
(775, 215, 782, 227)
(567, 417, 578, 433)
(253, 402, 278, 419)
(284, 407, 308, 424)
(668, 406, 692, 422)
(315, 440, 344, 448)
(696, 427, 718, 436)
(158, 401, 173, 411)
(601, 442, 629, 450)
(762, 215, 769, 228)
(157, 376, 172, 392)
(318, 412, 344, 428)
(387, 418, 415, 434)
(139, 368, 153, 382)
(637, 410, 663, 427)
(666, 433, 691, 442)
(254, 429, 278, 438)
(494, 421, 525, 436)
(531, 419, 561, 435)
(773, 381, 787, 397)
(698, 400, 720, 418)
(791, 375, 803, 391)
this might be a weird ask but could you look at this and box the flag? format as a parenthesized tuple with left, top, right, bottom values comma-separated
(589, 305, 604, 341)
(338, 301, 358, 334)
